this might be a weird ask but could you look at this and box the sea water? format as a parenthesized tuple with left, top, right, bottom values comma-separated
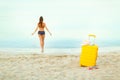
(0, 46, 120, 55)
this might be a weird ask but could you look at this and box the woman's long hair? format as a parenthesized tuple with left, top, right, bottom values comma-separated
(38, 16, 44, 28)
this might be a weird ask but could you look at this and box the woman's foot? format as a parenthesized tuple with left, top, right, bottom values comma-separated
(41, 49, 44, 53)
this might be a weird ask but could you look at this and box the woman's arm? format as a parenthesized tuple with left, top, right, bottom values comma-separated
(32, 26, 38, 35)
(45, 26, 52, 36)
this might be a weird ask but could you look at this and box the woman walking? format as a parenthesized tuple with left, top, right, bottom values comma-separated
(32, 16, 52, 53)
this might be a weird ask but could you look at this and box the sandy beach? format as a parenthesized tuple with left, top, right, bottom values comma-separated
(0, 51, 120, 80)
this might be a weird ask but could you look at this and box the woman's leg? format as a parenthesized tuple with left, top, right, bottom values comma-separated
(38, 34, 45, 53)
(41, 35, 45, 52)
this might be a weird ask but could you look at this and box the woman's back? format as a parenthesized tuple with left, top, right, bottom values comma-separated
(38, 23, 46, 31)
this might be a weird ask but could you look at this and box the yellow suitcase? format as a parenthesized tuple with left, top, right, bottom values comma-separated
(80, 34, 98, 67)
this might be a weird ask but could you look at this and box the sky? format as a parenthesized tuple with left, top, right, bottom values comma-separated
(0, 0, 120, 48)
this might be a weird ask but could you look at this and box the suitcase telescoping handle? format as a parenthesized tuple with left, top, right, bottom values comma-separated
(88, 34, 96, 45)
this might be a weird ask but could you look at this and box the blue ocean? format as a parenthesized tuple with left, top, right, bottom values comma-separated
(0, 39, 120, 54)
